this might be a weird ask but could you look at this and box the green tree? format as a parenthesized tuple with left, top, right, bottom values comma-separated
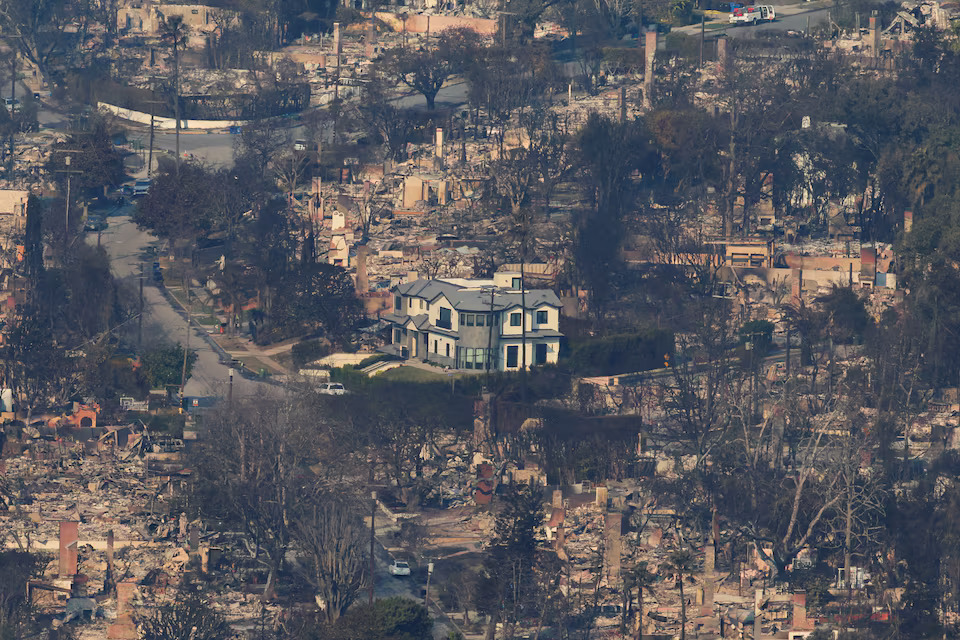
(267, 263, 362, 346)
(134, 160, 216, 241)
(140, 344, 197, 388)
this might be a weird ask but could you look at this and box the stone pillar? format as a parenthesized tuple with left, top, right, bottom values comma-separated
(59, 521, 78, 577)
(704, 541, 716, 575)
(604, 512, 623, 582)
(333, 22, 342, 55)
(552, 489, 563, 509)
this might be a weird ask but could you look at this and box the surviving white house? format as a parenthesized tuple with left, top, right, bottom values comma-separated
(381, 278, 563, 371)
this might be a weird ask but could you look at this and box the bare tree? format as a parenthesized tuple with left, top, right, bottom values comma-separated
(293, 495, 367, 624)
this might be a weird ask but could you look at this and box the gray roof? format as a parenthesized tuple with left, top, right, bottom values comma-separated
(394, 279, 561, 312)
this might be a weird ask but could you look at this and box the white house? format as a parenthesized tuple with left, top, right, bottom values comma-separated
(381, 278, 563, 371)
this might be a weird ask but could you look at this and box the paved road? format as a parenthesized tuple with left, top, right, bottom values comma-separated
(126, 80, 471, 167)
(719, 7, 830, 36)
(89, 209, 275, 399)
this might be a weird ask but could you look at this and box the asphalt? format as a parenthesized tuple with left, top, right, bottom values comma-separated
(674, 2, 832, 38)
(87, 208, 276, 400)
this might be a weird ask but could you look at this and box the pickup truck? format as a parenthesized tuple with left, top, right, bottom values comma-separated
(729, 5, 775, 24)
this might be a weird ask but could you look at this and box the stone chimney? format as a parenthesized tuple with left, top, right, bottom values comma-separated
(793, 591, 808, 630)
(868, 15, 880, 54)
(59, 521, 78, 577)
(644, 31, 657, 108)
(604, 512, 623, 581)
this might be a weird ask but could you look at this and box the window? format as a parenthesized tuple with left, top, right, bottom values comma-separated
(445, 344, 450, 357)
(535, 343, 548, 365)
(506, 345, 519, 368)
(536, 310, 548, 325)
(510, 312, 522, 327)
(433, 340, 438, 353)
(394, 329, 402, 343)
(512, 277, 522, 289)
(394, 295, 402, 312)
(493, 314, 499, 326)
(477, 314, 486, 327)
(466, 314, 475, 327)
(438, 307, 451, 329)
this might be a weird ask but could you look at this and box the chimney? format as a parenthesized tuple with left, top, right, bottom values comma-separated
(435, 127, 444, 158)
(868, 15, 880, 54)
(595, 484, 609, 507)
(793, 591, 808, 629)
(604, 511, 623, 581)
(355, 244, 370, 294)
(59, 521, 78, 577)
(333, 22, 341, 56)
(643, 31, 657, 108)
(904, 210, 913, 233)
(717, 36, 729, 73)
(552, 489, 563, 509)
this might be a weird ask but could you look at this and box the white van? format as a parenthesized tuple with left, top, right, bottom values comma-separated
(133, 179, 151, 196)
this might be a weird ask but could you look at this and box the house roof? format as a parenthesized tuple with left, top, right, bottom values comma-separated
(394, 279, 561, 312)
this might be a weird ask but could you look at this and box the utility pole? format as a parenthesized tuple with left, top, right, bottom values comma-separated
(8, 51, 15, 176)
(699, 15, 705, 69)
(64, 155, 72, 237)
(179, 271, 191, 407)
(53, 150, 82, 244)
(424, 561, 434, 609)
(138, 262, 144, 348)
(369, 490, 377, 605)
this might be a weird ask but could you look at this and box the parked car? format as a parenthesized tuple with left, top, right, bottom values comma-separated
(318, 382, 347, 395)
(388, 560, 411, 577)
(84, 217, 107, 232)
(133, 179, 151, 196)
(293, 139, 307, 151)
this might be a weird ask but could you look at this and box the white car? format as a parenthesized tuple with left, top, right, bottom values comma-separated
(388, 560, 411, 576)
(317, 382, 347, 395)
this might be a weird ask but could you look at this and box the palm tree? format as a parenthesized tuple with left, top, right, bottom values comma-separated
(668, 549, 695, 640)
(159, 15, 189, 173)
(624, 561, 657, 640)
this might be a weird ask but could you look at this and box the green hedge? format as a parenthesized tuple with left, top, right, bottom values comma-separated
(567, 329, 674, 376)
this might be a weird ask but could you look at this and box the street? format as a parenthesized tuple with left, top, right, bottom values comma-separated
(89, 208, 275, 400)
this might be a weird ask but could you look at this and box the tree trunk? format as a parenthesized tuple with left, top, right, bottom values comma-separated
(679, 578, 686, 640)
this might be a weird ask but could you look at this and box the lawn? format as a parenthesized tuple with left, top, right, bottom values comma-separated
(378, 366, 450, 382)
